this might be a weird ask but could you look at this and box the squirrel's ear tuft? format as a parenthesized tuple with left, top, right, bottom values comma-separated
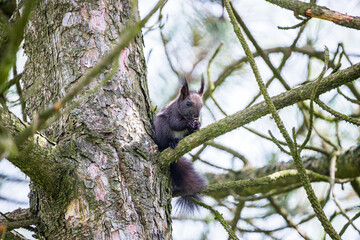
(198, 75, 205, 96)
(180, 76, 190, 100)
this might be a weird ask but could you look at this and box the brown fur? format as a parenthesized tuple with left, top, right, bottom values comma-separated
(154, 76, 206, 213)
(155, 76, 205, 151)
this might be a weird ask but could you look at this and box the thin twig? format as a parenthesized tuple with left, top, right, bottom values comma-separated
(337, 88, 360, 105)
(329, 153, 360, 234)
(158, 5, 180, 78)
(190, 154, 235, 172)
(268, 130, 291, 155)
(299, 47, 329, 151)
(243, 126, 330, 156)
(223, 1, 341, 238)
(339, 211, 360, 236)
(268, 196, 310, 240)
(205, 141, 250, 167)
(191, 198, 240, 240)
(315, 98, 360, 126)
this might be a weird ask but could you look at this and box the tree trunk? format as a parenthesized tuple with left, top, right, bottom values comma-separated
(22, 0, 172, 239)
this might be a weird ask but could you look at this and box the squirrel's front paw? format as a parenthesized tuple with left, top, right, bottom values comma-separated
(193, 120, 201, 130)
(169, 138, 180, 149)
(188, 119, 201, 132)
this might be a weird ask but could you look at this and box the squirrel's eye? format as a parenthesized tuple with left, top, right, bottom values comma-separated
(186, 101, 191, 107)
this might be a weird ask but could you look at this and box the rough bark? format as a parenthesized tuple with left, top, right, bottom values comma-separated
(0, 108, 68, 196)
(21, 0, 171, 239)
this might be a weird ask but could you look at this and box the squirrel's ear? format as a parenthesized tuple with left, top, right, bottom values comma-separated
(180, 76, 190, 100)
(198, 75, 205, 96)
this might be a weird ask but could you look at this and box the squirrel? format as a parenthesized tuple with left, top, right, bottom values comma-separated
(154, 76, 206, 212)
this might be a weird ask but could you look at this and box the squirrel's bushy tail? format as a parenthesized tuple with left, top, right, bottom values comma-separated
(170, 157, 206, 213)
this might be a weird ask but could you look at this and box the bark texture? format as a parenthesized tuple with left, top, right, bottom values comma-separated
(22, 0, 172, 239)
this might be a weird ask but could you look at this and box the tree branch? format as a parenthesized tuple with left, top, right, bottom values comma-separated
(204, 169, 344, 200)
(0, 109, 68, 196)
(1, 230, 29, 240)
(0, 0, 37, 92)
(15, 0, 165, 148)
(204, 143, 360, 198)
(202, 45, 334, 100)
(160, 62, 360, 166)
(0, 0, 166, 197)
(268, 196, 310, 240)
(264, 0, 360, 30)
(0, 208, 38, 231)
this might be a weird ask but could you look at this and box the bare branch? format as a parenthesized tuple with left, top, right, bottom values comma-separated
(264, 0, 360, 30)
(205, 141, 250, 167)
(191, 198, 240, 240)
(202, 45, 334, 101)
(268, 196, 310, 240)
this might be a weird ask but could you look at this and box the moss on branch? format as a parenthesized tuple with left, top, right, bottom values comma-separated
(0, 108, 71, 197)
(204, 144, 360, 198)
(160, 62, 360, 166)
(204, 169, 335, 199)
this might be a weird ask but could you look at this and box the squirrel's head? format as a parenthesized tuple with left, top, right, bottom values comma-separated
(176, 76, 205, 120)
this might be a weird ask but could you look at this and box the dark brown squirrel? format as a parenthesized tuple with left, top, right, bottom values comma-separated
(154, 76, 206, 212)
